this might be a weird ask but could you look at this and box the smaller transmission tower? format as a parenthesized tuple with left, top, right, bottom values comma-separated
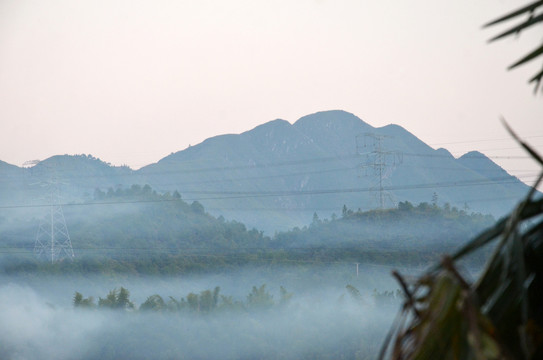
(357, 133, 402, 209)
(31, 162, 75, 263)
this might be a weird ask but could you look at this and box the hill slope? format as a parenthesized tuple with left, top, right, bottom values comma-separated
(137, 110, 532, 231)
(0, 110, 534, 233)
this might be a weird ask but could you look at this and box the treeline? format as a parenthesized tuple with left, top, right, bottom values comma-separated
(73, 183, 270, 251)
(73, 284, 292, 313)
(273, 201, 495, 250)
(72, 284, 399, 313)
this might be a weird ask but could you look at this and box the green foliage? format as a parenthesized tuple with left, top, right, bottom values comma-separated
(76, 184, 272, 254)
(1, 185, 495, 276)
(381, 155, 543, 358)
(279, 285, 293, 306)
(73, 292, 95, 308)
(485, 1, 543, 92)
(98, 287, 134, 310)
(183, 286, 221, 313)
(166, 296, 187, 312)
(273, 201, 494, 251)
(140, 295, 166, 312)
(75, 284, 293, 316)
(246, 284, 275, 310)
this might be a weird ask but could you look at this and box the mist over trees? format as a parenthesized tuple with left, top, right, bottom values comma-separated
(0, 184, 496, 277)
(274, 200, 494, 250)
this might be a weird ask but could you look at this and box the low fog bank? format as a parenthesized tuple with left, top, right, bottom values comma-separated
(0, 264, 416, 307)
(0, 266, 405, 359)
(0, 283, 105, 360)
(93, 296, 390, 359)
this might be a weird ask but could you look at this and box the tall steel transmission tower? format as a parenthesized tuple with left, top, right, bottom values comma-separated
(357, 133, 402, 209)
(30, 161, 75, 263)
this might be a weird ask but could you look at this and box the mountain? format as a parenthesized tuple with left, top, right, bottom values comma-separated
(136, 110, 533, 232)
(0, 110, 535, 233)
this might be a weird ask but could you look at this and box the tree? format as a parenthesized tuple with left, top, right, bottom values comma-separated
(279, 286, 293, 306)
(116, 287, 134, 310)
(431, 192, 438, 207)
(73, 292, 95, 308)
(311, 212, 321, 226)
(140, 295, 166, 312)
(199, 289, 214, 313)
(167, 296, 186, 312)
(186, 292, 199, 312)
(190, 201, 205, 214)
(98, 287, 134, 310)
(98, 289, 117, 308)
(398, 201, 414, 212)
(246, 284, 274, 310)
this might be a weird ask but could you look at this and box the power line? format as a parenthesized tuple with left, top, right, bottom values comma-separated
(1, 150, 536, 184)
(28, 164, 75, 263)
(402, 153, 530, 160)
(0, 174, 536, 210)
(357, 133, 402, 209)
(428, 135, 543, 146)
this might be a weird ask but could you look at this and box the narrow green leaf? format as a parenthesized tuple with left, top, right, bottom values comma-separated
(488, 13, 543, 42)
(509, 44, 543, 69)
(502, 118, 543, 167)
(529, 67, 543, 92)
(484, 0, 543, 27)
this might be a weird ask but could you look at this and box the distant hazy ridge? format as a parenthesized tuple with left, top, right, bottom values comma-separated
(0, 110, 532, 232)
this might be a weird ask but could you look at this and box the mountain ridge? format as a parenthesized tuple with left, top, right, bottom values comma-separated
(0, 110, 535, 233)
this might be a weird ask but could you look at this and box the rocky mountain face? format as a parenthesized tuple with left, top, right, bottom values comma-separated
(0, 110, 533, 233)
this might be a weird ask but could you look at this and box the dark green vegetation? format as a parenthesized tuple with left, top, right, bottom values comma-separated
(0, 184, 495, 276)
(275, 200, 494, 250)
(382, 194, 543, 359)
(73, 284, 296, 313)
(485, 0, 543, 92)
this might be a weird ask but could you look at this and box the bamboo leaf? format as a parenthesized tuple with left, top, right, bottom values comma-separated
(488, 13, 543, 42)
(509, 44, 543, 69)
(484, 0, 543, 27)
(502, 119, 543, 167)
(529, 67, 543, 92)
(529, 64, 543, 81)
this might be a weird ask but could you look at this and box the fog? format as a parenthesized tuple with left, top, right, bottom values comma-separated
(0, 266, 405, 359)
(0, 184, 491, 359)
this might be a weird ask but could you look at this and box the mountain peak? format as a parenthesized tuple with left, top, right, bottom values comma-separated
(292, 110, 374, 139)
(295, 110, 368, 126)
(38, 154, 124, 170)
(459, 151, 485, 159)
(435, 148, 454, 158)
(457, 151, 510, 179)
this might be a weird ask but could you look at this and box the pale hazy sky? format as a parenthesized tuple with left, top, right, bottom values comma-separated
(0, 0, 541, 186)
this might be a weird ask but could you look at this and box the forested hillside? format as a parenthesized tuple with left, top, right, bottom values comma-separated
(1, 185, 494, 275)
(274, 201, 494, 250)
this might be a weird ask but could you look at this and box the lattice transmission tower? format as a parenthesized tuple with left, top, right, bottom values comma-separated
(28, 160, 75, 263)
(357, 133, 402, 209)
